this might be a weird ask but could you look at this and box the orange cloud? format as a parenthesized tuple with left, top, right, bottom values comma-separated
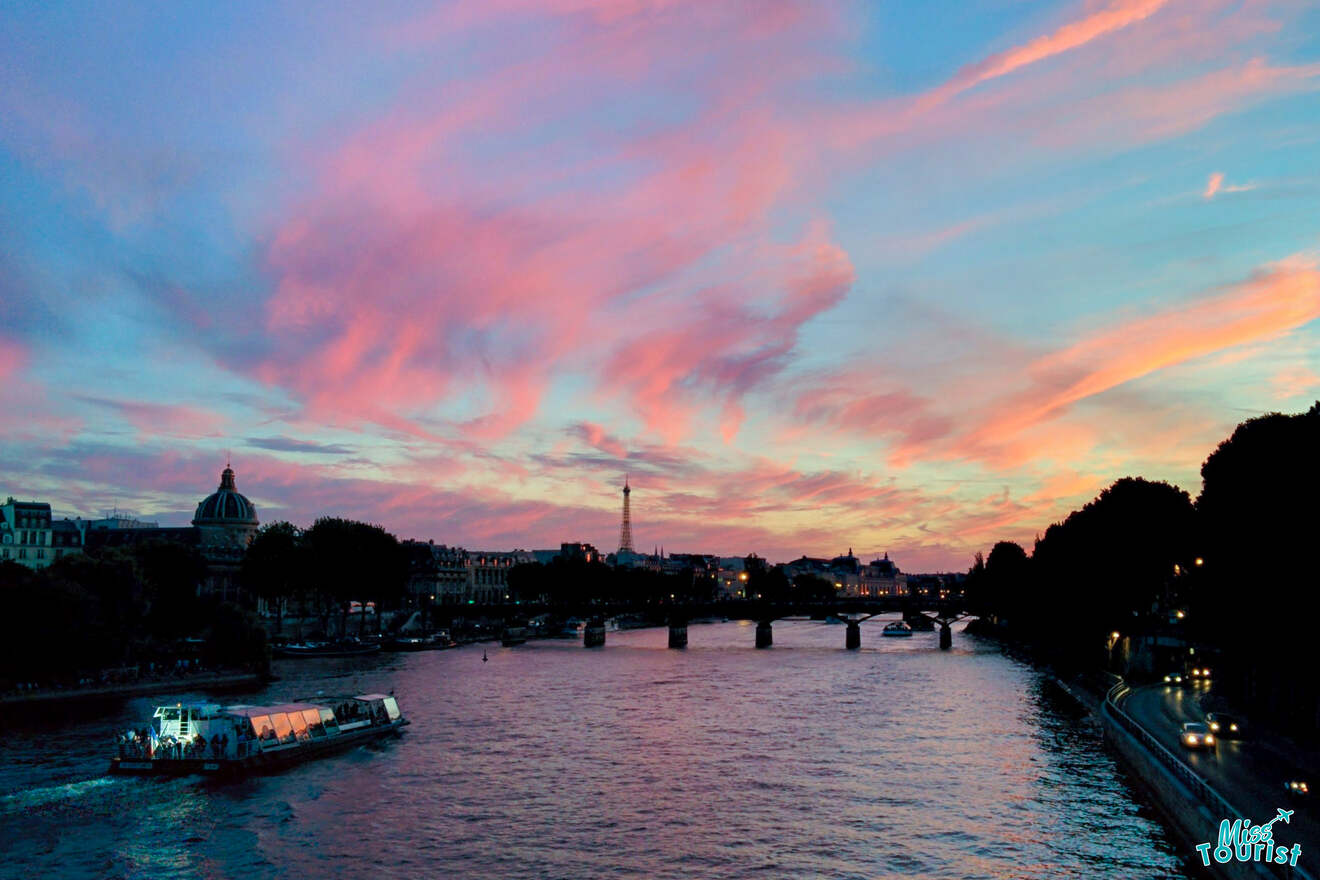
(956, 259, 1320, 458)
(1203, 171, 1224, 198)
(922, 0, 1170, 111)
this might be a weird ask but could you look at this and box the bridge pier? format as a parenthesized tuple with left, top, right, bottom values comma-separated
(668, 616, 688, 649)
(939, 620, 952, 650)
(584, 618, 606, 648)
(845, 619, 860, 650)
(755, 620, 773, 648)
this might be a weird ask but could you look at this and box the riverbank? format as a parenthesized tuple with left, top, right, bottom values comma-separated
(0, 671, 267, 708)
(966, 624, 1248, 878)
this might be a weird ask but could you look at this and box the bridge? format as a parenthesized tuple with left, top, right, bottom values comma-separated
(453, 598, 973, 651)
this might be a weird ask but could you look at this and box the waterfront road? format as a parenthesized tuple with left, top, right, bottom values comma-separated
(1122, 683, 1320, 868)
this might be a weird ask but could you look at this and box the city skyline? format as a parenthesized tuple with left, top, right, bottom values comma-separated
(4, 1, 1320, 569)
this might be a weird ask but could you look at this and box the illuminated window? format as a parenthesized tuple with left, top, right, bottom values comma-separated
(271, 713, 294, 743)
(250, 715, 274, 740)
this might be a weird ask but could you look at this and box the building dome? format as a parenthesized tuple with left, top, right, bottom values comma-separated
(192, 466, 259, 526)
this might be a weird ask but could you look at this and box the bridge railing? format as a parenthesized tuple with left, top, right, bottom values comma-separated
(1103, 682, 1312, 880)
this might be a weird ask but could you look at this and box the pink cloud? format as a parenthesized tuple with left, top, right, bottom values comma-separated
(256, 3, 854, 445)
(1068, 58, 1320, 144)
(1271, 366, 1320, 400)
(1204, 172, 1225, 198)
(0, 338, 26, 380)
(76, 397, 228, 440)
(572, 422, 628, 459)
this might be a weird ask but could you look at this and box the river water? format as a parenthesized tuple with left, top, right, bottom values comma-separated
(0, 619, 1193, 879)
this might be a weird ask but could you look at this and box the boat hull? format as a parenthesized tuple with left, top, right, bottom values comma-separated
(108, 719, 408, 778)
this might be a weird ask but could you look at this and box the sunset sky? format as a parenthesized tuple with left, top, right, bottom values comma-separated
(3, 0, 1319, 570)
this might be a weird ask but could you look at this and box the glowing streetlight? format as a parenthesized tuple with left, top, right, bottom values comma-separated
(1194, 557, 1204, 567)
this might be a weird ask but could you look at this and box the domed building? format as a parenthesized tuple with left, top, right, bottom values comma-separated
(73, 463, 263, 604)
(193, 465, 260, 551)
(192, 465, 260, 602)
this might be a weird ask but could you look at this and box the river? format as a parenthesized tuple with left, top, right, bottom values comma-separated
(0, 619, 1193, 879)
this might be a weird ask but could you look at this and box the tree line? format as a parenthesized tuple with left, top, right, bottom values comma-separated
(0, 539, 266, 688)
(240, 517, 408, 638)
(964, 402, 1320, 735)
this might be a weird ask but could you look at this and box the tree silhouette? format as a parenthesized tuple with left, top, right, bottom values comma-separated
(302, 517, 406, 637)
(241, 522, 303, 635)
(1195, 402, 1320, 730)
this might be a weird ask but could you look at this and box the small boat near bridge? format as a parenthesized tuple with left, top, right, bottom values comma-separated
(881, 620, 914, 638)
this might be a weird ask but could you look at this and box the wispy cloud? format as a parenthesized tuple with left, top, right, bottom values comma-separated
(246, 436, 356, 455)
(1203, 170, 1258, 199)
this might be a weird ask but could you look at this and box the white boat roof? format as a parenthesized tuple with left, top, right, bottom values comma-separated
(228, 702, 326, 718)
(355, 694, 392, 701)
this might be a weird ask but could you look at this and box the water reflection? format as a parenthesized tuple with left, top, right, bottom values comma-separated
(0, 620, 1191, 879)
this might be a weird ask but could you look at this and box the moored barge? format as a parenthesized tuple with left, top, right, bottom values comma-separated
(108, 693, 407, 777)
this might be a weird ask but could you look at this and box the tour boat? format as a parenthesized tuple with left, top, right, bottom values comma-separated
(108, 693, 407, 777)
(881, 620, 914, 638)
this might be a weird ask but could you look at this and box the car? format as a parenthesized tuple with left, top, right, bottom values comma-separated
(1180, 722, 1216, 750)
(1188, 666, 1213, 682)
(1163, 672, 1185, 685)
(1285, 780, 1310, 799)
(1205, 712, 1245, 739)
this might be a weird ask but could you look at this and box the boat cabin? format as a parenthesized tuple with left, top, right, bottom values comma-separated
(141, 695, 400, 760)
(331, 694, 400, 730)
(230, 703, 339, 749)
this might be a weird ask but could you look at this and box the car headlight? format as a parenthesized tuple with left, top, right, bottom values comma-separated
(1230, 724, 1238, 732)
(1205, 734, 1215, 744)
(1186, 735, 1199, 744)
(1210, 722, 1219, 731)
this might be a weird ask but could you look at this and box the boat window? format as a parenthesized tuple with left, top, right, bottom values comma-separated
(271, 713, 294, 743)
(382, 697, 400, 721)
(302, 709, 324, 736)
(288, 710, 309, 740)
(249, 714, 274, 741)
(319, 708, 339, 732)
(161, 708, 179, 721)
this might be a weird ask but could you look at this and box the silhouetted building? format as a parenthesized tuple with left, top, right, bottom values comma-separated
(861, 553, 907, 597)
(191, 465, 260, 602)
(0, 497, 84, 569)
(556, 542, 600, 564)
(79, 465, 260, 603)
(403, 540, 532, 604)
